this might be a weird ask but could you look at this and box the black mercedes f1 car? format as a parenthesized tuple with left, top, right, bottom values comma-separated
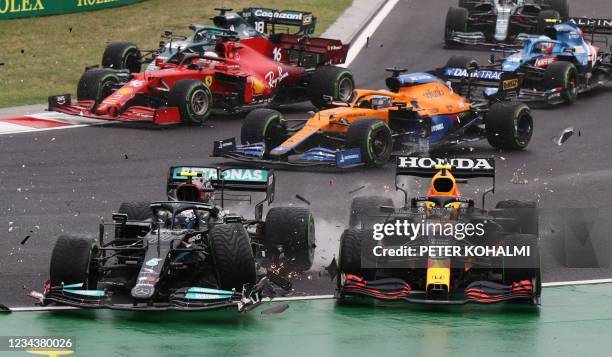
(32, 167, 315, 312)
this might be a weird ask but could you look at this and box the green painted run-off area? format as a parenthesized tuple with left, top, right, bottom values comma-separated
(1, 284, 611, 356)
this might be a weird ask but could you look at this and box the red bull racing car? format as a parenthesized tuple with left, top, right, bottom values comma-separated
(337, 157, 541, 305)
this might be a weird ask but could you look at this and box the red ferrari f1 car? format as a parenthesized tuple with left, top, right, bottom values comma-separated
(48, 8, 353, 126)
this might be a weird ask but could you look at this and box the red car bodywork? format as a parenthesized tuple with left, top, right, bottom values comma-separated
(49, 34, 349, 125)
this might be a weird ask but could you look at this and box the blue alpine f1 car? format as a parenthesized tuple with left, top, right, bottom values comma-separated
(446, 17, 612, 105)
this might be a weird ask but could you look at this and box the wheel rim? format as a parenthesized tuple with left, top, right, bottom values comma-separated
(568, 76, 577, 99)
(337, 77, 354, 102)
(370, 129, 391, 160)
(190, 89, 209, 116)
(516, 112, 533, 145)
(99, 78, 117, 100)
(124, 53, 140, 73)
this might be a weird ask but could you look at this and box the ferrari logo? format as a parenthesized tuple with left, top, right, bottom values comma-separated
(204, 76, 213, 87)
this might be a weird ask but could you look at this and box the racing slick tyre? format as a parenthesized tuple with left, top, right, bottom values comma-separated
(240, 109, 288, 157)
(543, 61, 578, 104)
(349, 196, 394, 228)
(446, 55, 478, 70)
(346, 119, 393, 168)
(544, 0, 569, 19)
(265, 207, 315, 271)
(102, 41, 142, 73)
(458, 0, 474, 11)
(308, 66, 355, 109)
(486, 102, 533, 150)
(209, 223, 257, 291)
(50, 235, 99, 289)
(76, 69, 120, 103)
(338, 228, 376, 286)
(495, 200, 538, 236)
(168, 79, 213, 125)
(445, 7, 469, 46)
(502, 233, 541, 302)
(445, 56, 478, 92)
(536, 10, 561, 34)
(115, 201, 153, 239)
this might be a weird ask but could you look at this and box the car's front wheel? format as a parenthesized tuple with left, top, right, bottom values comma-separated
(168, 79, 213, 125)
(486, 102, 533, 150)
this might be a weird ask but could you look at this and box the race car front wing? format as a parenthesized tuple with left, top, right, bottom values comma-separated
(212, 139, 365, 168)
(32, 281, 263, 312)
(339, 274, 538, 305)
(48, 95, 182, 125)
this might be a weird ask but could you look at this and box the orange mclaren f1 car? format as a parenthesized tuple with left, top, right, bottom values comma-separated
(337, 156, 541, 305)
(213, 66, 533, 168)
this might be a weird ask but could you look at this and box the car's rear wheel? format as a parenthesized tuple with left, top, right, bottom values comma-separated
(458, 0, 475, 11)
(308, 66, 355, 109)
(50, 235, 99, 289)
(349, 196, 393, 228)
(543, 61, 578, 104)
(446, 55, 478, 70)
(486, 102, 533, 150)
(445, 7, 469, 45)
(209, 223, 257, 291)
(240, 109, 288, 157)
(346, 119, 393, 168)
(265, 207, 315, 271)
(114, 201, 153, 240)
(537, 10, 561, 34)
(544, 0, 569, 18)
(102, 41, 142, 73)
(76, 69, 120, 102)
(168, 79, 213, 125)
(495, 200, 538, 236)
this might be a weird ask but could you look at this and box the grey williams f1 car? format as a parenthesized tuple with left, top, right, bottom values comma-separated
(31, 167, 315, 312)
(337, 156, 541, 305)
(212, 66, 533, 168)
(445, 0, 570, 47)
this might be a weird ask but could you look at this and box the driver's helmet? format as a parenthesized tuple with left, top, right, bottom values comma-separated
(534, 42, 554, 54)
(173, 210, 199, 229)
(370, 95, 392, 110)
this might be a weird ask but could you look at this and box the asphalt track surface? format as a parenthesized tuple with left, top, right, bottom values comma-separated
(1, 285, 612, 357)
(2, 0, 612, 308)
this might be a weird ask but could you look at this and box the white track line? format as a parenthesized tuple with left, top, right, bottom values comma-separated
(542, 278, 612, 287)
(8, 280, 612, 312)
(341, 0, 400, 67)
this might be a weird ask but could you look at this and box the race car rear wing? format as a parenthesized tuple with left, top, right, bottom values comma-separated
(437, 67, 522, 101)
(167, 166, 275, 219)
(569, 17, 612, 35)
(395, 156, 496, 208)
(239, 7, 317, 35)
